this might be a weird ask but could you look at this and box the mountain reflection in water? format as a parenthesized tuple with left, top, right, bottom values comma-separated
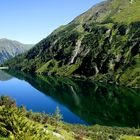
(1, 70, 140, 127)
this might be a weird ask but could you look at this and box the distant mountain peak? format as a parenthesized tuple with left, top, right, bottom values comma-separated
(0, 38, 33, 64)
(72, 0, 140, 24)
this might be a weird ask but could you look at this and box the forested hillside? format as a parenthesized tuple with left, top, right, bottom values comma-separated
(4, 0, 140, 87)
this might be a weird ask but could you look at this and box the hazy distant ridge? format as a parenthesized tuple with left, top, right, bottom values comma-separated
(0, 38, 33, 64)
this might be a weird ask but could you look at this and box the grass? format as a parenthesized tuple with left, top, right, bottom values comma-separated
(121, 135, 140, 140)
(111, 0, 140, 24)
(119, 55, 140, 87)
(36, 59, 59, 74)
(36, 59, 81, 76)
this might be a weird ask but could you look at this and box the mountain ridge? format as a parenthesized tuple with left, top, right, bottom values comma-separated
(3, 0, 140, 87)
(0, 38, 33, 64)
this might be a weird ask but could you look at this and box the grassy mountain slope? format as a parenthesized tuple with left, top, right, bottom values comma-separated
(4, 0, 140, 87)
(0, 38, 33, 64)
(72, 0, 140, 24)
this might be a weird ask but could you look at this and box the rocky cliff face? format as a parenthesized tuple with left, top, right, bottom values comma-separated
(4, 0, 140, 87)
(0, 38, 33, 64)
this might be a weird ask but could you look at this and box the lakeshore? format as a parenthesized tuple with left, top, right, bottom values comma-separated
(0, 67, 9, 70)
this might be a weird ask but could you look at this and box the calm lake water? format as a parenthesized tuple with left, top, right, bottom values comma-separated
(0, 70, 140, 127)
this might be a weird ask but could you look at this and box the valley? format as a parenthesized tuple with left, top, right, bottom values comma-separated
(0, 0, 140, 139)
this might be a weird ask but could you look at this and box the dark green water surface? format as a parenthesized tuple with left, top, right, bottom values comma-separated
(0, 70, 140, 127)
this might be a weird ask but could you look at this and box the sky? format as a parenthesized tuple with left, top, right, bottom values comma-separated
(0, 0, 103, 44)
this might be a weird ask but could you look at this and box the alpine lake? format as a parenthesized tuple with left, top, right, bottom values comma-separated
(0, 70, 140, 128)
